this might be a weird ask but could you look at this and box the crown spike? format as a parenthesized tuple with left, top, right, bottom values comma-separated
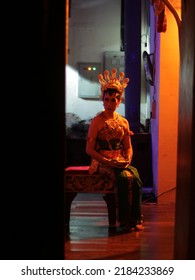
(119, 72, 125, 81)
(111, 68, 117, 79)
(104, 70, 110, 81)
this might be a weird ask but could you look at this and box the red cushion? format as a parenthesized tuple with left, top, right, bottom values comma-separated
(65, 166, 89, 175)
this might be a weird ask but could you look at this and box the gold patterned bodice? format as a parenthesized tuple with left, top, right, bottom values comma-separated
(96, 113, 126, 151)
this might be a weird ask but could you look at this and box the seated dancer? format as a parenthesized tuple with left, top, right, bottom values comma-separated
(86, 68, 144, 231)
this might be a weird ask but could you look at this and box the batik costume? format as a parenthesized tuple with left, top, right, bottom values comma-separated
(88, 111, 143, 229)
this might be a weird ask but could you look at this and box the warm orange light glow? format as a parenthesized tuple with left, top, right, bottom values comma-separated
(157, 2, 181, 202)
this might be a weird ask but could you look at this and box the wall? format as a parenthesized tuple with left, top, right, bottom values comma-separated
(66, 0, 150, 122)
(151, 3, 181, 202)
(66, 0, 124, 120)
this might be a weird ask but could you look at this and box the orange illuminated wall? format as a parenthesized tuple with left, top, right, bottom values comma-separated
(157, 4, 181, 202)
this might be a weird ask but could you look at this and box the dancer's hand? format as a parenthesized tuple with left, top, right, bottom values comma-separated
(109, 159, 129, 169)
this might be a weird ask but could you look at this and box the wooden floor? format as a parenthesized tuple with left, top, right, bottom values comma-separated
(64, 194, 175, 260)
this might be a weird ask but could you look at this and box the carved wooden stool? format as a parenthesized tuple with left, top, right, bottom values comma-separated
(64, 166, 117, 227)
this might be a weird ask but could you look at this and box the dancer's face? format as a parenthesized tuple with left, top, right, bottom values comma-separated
(103, 92, 121, 112)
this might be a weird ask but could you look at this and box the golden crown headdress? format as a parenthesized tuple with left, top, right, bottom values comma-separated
(98, 68, 129, 97)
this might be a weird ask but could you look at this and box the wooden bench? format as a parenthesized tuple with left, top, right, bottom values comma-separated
(64, 166, 117, 227)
